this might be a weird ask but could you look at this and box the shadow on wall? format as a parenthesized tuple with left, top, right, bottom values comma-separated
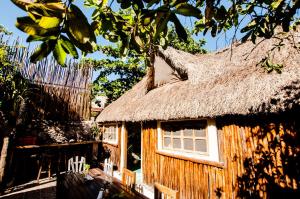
(15, 82, 93, 144)
(237, 117, 300, 198)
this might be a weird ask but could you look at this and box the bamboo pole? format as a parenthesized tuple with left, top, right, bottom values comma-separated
(0, 137, 9, 183)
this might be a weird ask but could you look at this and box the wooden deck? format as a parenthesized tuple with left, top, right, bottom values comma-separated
(57, 168, 147, 199)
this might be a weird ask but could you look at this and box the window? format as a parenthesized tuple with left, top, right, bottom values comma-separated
(103, 124, 118, 144)
(161, 121, 208, 154)
(158, 120, 219, 162)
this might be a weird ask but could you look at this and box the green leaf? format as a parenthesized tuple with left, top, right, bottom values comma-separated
(16, 16, 58, 36)
(26, 35, 57, 42)
(170, 13, 187, 41)
(153, 12, 170, 42)
(251, 32, 256, 44)
(134, 35, 144, 48)
(120, 1, 131, 9)
(175, 3, 202, 19)
(11, 0, 32, 11)
(26, 3, 65, 18)
(211, 23, 217, 37)
(53, 39, 67, 66)
(146, 0, 160, 8)
(60, 36, 79, 59)
(66, 4, 96, 52)
(241, 30, 252, 43)
(241, 20, 256, 33)
(142, 16, 152, 26)
(38, 16, 61, 29)
(271, 0, 284, 10)
(30, 41, 55, 63)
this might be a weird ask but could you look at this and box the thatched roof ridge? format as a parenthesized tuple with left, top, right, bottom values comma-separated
(97, 32, 300, 122)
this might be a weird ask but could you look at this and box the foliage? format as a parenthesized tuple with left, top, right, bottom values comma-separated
(91, 26, 206, 104)
(0, 32, 30, 128)
(168, 26, 207, 54)
(0, 25, 12, 35)
(11, 0, 300, 66)
(90, 124, 100, 137)
(11, 0, 96, 66)
(90, 45, 146, 104)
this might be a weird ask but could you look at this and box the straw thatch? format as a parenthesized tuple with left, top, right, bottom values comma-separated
(97, 31, 300, 122)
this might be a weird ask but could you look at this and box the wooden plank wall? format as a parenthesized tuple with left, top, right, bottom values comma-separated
(142, 118, 299, 199)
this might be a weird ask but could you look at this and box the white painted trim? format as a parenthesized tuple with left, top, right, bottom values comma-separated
(207, 119, 219, 162)
(157, 119, 219, 162)
(157, 122, 162, 151)
(140, 122, 144, 184)
(120, 122, 127, 171)
(103, 123, 119, 145)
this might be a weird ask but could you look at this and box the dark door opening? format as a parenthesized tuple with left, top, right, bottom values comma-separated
(126, 122, 141, 172)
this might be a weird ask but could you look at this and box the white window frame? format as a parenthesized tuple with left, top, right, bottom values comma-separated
(157, 119, 219, 162)
(102, 123, 119, 145)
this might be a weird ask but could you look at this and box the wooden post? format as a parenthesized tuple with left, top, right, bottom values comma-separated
(92, 143, 98, 160)
(0, 137, 9, 183)
(120, 122, 128, 172)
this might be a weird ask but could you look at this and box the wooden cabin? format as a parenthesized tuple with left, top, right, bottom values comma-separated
(96, 32, 300, 199)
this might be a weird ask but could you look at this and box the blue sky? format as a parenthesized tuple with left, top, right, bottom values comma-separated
(0, 1, 239, 79)
(0, 1, 234, 50)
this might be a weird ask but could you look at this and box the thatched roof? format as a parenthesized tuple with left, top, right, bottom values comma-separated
(97, 32, 300, 122)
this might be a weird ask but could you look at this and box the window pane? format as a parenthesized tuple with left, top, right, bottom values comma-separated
(173, 129, 181, 136)
(183, 138, 193, 150)
(195, 139, 207, 152)
(164, 131, 171, 136)
(172, 123, 182, 136)
(173, 138, 181, 149)
(195, 129, 206, 137)
(183, 128, 193, 137)
(163, 137, 171, 148)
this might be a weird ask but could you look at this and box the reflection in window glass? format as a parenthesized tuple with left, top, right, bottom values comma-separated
(173, 130, 181, 136)
(173, 138, 181, 149)
(195, 139, 207, 152)
(164, 137, 171, 148)
(184, 128, 193, 137)
(183, 138, 193, 150)
(195, 129, 206, 137)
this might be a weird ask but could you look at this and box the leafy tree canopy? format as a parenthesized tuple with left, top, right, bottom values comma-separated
(90, 26, 206, 104)
(11, 0, 300, 66)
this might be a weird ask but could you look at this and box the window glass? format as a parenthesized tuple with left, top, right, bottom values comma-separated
(184, 128, 193, 137)
(163, 137, 171, 148)
(173, 138, 181, 149)
(173, 130, 181, 136)
(103, 125, 117, 143)
(195, 139, 207, 152)
(183, 138, 193, 150)
(161, 120, 208, 155)
(195, 129, 206, 137)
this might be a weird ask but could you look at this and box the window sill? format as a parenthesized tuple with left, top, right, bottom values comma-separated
(156, 150, 225, 168)
(103, 141, 118, 147)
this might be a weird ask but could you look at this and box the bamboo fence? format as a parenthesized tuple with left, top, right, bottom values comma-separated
(1, 36, 93, 121)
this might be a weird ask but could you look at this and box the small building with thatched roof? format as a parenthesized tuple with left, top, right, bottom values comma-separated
(96, 32, 300, 199)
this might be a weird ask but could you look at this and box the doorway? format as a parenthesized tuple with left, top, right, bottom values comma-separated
(126, 122, 141, 178)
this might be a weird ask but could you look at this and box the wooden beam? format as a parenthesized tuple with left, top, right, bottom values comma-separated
(120, 122, 128, 171)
